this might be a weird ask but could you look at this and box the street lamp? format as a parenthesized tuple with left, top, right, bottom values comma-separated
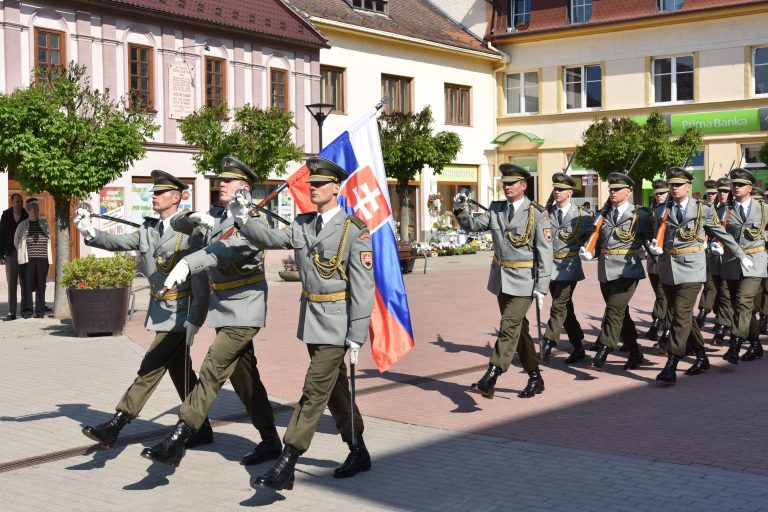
(305, 102, 334, 151)
(178, 43, 210, 87)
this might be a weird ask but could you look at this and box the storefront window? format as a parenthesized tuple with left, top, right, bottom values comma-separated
(496, 156, 538, 201)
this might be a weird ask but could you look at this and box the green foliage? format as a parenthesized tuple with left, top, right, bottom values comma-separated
(0, 62, 158, 200)
(576, 112, 703, 186)
(60, 253, 137, 289)
(178, 104, 303, 181)
(759, 138, 768, 168)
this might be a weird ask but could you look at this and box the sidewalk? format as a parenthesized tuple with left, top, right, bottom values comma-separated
(1, 253, 767, 511)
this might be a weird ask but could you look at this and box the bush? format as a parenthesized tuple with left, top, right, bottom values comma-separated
(60, 253, 137, 289)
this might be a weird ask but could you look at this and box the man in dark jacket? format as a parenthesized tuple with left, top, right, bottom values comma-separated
(0, 193, 28, 320)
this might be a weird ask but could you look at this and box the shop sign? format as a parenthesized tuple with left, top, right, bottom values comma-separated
(632, 107, 768, 135)
(436, 165, 478, 182)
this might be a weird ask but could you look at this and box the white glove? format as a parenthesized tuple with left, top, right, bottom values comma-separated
(228, 190, 251, 226)
(579, 246, 593, 262)
(183, 320, 199, 347)
(164, 258, 190, 289)
(741, 256, 754, 273)
(648, 239, 663, 256)
(453, 192, 467, 210)
(74, 208, 95, 240)
(532, 290, 545, 310)
(347, 339, 363, 365)
(189, 211, 215, 231)
(709, 241, 724, 256)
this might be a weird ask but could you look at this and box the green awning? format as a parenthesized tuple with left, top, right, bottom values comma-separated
(492, 131, 544, 145)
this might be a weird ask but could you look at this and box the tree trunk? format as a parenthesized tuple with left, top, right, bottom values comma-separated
(53, 197, 71, 318)
(397, 181, 410, 242)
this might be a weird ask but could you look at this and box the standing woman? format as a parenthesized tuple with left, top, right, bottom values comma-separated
(14, 199, 51, 318)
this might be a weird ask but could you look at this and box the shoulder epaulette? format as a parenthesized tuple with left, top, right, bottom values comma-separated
(209, 206, 226, 217)
(348, 215, 367, 230)
(143, 216, 160, 226)
(531, 202, 546, 212)
(490, 200, 505, 206)
(296, 212, 315, 221)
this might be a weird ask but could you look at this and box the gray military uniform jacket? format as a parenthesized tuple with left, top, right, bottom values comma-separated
(86, 215, 209, 331)
(719, 199, 768, 280)
(646, 203, 665, 276)
(177, 208, 268, 328)
(548, 203, 594, 282)
(455, 197, 552, 296)
(655, 199, 744, 285)
(707, 203, 729, 277)
(594, 203, 654, 283)
(239, 209, 374, 346)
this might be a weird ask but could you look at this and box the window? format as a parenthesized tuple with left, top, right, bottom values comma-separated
(564, 65, 601, 110)
(381, 74, 411, 114)
(205, 57, 226, 108)
(653, 55, 693, 103)
(128, 44, 153, 110)
(320, 66, 345, 113)
(754, 47, 768, 95)
(743, 144, 765, 169)
(505, 72, 538, 114)
(349, 0, 387, 14)
(496, 157, 537, 201)
(270, 68, 288, 110)
(658, 0, 684, 12)
(34, 29, 65, 74)
(445, 84, 470, 126)
(569, 0, 592, 24)
(511, 0, 531, 29)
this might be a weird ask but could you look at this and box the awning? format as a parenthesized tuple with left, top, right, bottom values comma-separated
(492, 131, 544, 145)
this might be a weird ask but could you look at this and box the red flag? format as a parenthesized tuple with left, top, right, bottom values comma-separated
(286, 164, 313, 213)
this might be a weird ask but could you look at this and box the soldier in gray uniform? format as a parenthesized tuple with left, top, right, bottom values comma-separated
(645, 179, 669, 346)
(579, 173, 654, 372)
(539, 172, 593, 365)
(75, 170, 213, 449)
(648, 168, 744, 384)
(453, 164, 553, 399)
(140, 157, 279, 468)
(711, 177, 734, 345)
(695, 179, 720, 327)
(232, 157, 374, 491)
(716, 168, 765, 364)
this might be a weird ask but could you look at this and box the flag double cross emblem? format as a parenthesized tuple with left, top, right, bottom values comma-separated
(342, 166, 391, 231)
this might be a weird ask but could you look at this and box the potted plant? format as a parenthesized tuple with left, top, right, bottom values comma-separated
(515, 22, 529, 31)
(278, 256, 301, 282)
(60, 253, 137, 337)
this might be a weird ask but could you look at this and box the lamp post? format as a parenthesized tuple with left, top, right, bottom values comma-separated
(305, 102, 334, 151)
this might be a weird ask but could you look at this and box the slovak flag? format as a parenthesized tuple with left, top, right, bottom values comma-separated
(288, 109, 415, 372)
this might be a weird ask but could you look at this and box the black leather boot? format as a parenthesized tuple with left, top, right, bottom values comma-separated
(588, 345, 612, 371)
(695, 308, 710, 328)
(186, 418, 213, 449)
(253, 445, 300, 491)
(140, 420, 194, 467)
(539, 339, 557, 365)
(587, 341, 604, 352)
(655, 355, 680, 384)
(685, 346, 710, 375)
(644, 318, 660, 341)
(334, 436, 372, 478)
(564, 340, 586, 365)
(623, 349, 645, 370)
(759, 314, 768, 335)
(741, 338, 764, 361)
(712, 324, 727, 346)
(518, 369, 544, 398)
(241, 427, 282, 466)
(82, 411, 130, 448)
(469, 364, 502, 398)
(653, 330, 670, 355)
(723, 337, 744, 364)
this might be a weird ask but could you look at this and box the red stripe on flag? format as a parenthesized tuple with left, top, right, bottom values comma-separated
(369, 288, 414, 372)
(286, 164, 314, 214)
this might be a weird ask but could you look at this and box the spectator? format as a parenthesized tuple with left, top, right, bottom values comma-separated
(14, 199, 51, 319)
(0, 193, 28, 320)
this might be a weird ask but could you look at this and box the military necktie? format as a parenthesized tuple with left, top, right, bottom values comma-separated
(507, 204, 514, 223)
(611, 208, 618, 224)
(158, 222, 164, 238)
(316, 215, 323, 235)
(676, 204, 684, 224)
(557, 208, 564, 225)
(739, 204, 746, 222)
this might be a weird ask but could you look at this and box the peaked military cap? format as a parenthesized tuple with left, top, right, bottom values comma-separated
(751, 186, 764, 199)
(665, 166, 694, 184)
(607, 172, 635, 189)
(716, 177, 731, 191)
(652, 179, 669, 193)
(552, 172, 577, 190)
(306, 156, 349, 183)
(220, 156, 258, 184)
(729, 167, 756, 186)
(704, 179, 718, 194)
(150, 169, 188, 192)
(499, 163, 530, 183)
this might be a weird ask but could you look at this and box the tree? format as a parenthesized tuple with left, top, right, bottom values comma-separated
(0, 63, 157, 318)
(759, 137, 768, 168)
(576, 112, 702, 204)
(178, 104, 303, 181)
(378, 106, 462, 242)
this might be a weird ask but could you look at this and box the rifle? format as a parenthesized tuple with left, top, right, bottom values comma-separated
(654, 146, 697, 244)
(75, 202, 141, 228)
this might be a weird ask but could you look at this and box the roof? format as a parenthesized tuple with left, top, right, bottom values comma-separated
(93, 0, 327, 47)
(286, 0, 498, 56)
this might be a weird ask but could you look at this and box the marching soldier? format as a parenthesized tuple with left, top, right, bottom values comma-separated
(75, 170, 213, 449)
(232, 156, 375, 491)
(140, 157, 280, 468)
(645, 179, 669, 346)
(711, 177, 734, 345)
(539, 172, 594, 365)
(453, 164, 553, 399)
(579, 173, 654, 372)
(648, 168, 744, 384)
(695, 179, 720, 327)
(715, 168, 764, 364)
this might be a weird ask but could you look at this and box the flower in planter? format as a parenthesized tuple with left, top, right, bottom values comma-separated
(60, 253, 137, 289)
(281, 256, 298, 272)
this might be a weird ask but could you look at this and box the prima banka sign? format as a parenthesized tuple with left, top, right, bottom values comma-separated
(633, 108, 768, 135)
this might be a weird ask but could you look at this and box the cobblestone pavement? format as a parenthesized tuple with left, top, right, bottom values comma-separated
(1, 252, 767, 511)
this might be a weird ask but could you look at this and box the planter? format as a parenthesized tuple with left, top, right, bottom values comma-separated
(67, 287, 131, 337)
(278, 270, 301, 282)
